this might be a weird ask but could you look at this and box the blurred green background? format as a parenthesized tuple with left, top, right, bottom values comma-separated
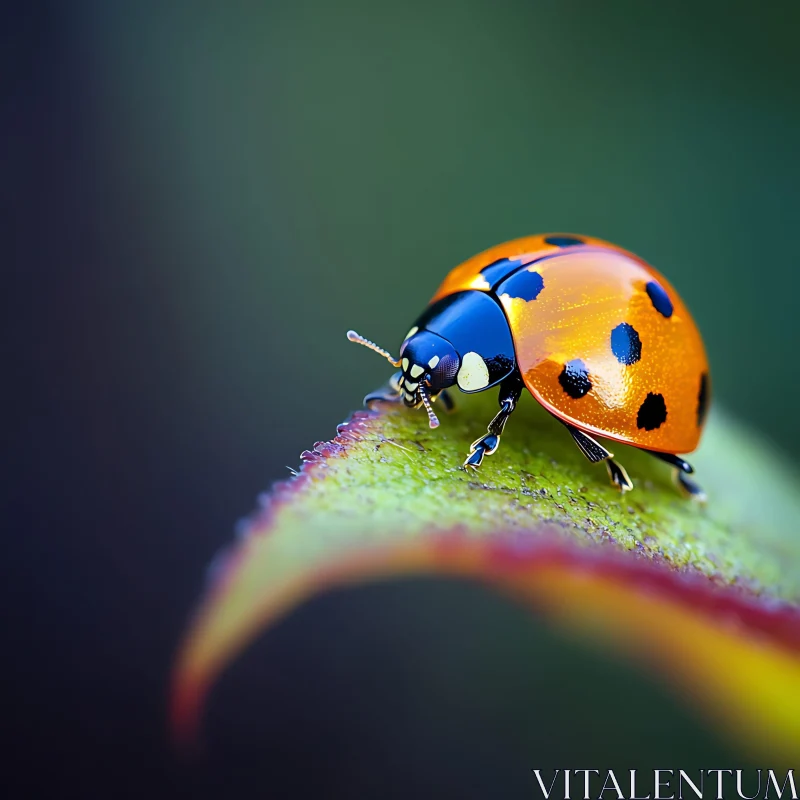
(8, 1, 799, 795)
(86, 0, 800, 467)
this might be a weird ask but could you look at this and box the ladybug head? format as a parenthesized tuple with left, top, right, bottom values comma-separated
(347, 329, 460, 428)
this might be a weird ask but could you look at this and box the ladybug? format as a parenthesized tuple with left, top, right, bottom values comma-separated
(348, 234, 710, 499)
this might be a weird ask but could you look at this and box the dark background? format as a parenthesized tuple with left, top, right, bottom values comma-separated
(5, 1, 797, 796)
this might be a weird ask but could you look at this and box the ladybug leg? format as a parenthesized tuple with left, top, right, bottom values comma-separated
(463, 374, 524, 470)
(605, 459, 634, 494)
(436, 389, 456, 413)
(363, 371, 403, 406)
(644, 451, 706, 502)
(563, 423, 634, 493)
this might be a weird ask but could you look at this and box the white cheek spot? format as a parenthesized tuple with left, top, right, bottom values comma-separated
(428, 355, 440, 369)
(404, 326, 419, 341)
(404, 381, 418, 391)
(402, 357, 409, 371)
(410, 364, 424, 378)
(404, 391, 416, 402)
(457, 352, 490, 392)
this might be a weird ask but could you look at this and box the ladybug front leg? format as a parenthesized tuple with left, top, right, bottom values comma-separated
(463, 373, 524, 470)
(364, 374, 456, 412)
(436, 389, 456, 413)
(363, 371, 404, 406)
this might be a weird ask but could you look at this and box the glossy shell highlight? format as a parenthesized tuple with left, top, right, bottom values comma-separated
(431, 235, 709, 453)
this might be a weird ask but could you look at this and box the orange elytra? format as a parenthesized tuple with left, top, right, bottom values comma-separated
(348, 234, 710, 498)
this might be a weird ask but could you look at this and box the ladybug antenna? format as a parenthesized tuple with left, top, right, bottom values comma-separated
(346, 330, 401, 368)
(419, 383, 440, 429)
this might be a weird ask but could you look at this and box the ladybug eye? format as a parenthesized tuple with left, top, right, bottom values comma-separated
(428, 352, 460, 391)
(432, 353, 459, 381)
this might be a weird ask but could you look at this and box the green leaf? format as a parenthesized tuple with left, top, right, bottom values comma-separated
(258, 394, 800, 596)
(171, 394, 800, 760)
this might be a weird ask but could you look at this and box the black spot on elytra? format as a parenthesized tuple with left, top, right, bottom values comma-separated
(697, 372, 709, 427)
(544, 235, 584, 247)
(645, 281, 674, 318)
(497, 269, 545, 302)
(610, 322, 642, 365)
(637, 392, 667, 430)
(558, 359, 592, 399)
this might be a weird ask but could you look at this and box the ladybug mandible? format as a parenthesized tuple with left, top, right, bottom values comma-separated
(348, 234, 710, 499)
